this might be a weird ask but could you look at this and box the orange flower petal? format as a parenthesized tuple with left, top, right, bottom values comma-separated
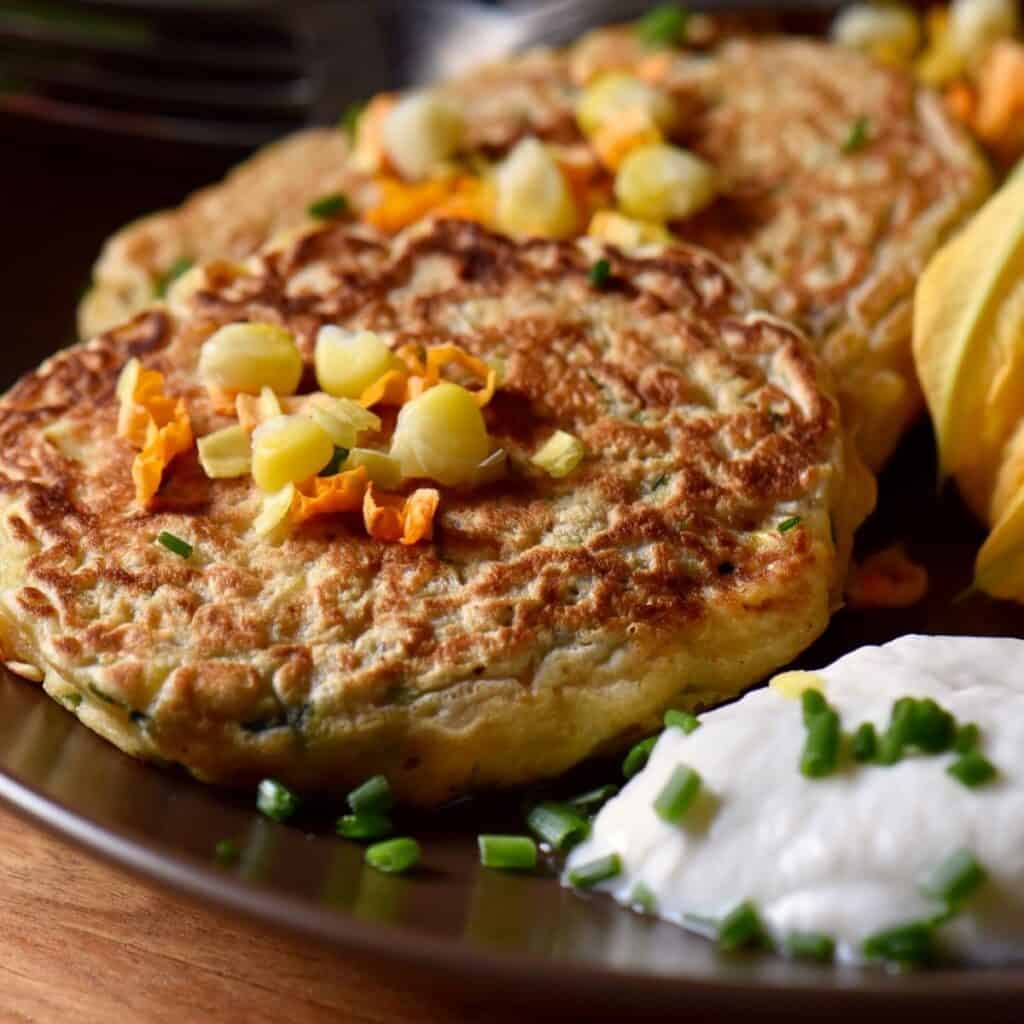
(424, 344, 497, 407)
(359, 368, 410, 408)
(363, 177, 456, 234)
(363, 483, 406, 542)
(292, 467, 368, 525)
(132, 399, 193, 508)
(206, 384, 239, 416)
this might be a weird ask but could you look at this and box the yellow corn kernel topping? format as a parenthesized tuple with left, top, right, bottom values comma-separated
(615, 144, 718, 223)
(251, 414, 334, 492)
(587, 210, 673, 248)
(769, 671, 825, 699)
(950, 0, 1018, 63)
(315, 326, 402, 400)
(197, 424, 252, 479)
(576, 72, 677, 139)
(236, 386, 284, 433)
(830, 3, 922, 64)
(382, 90, 464, 181)
(343, 448, 403, 489)
(390, 381, 491, 486)
(198, 322, 303, 396)
(495, 137, 578, 240)
(364, 482, 440, 545)
(254, 483, 296, 538)
(531, 430, 585, 478)
(305, 394, 382, 448)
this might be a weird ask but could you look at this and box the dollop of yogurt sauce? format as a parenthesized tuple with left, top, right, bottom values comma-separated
(564, 635, 1024, 965)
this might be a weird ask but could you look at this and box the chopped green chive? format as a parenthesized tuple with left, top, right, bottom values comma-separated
(717, 901, 765, 952)
(784, 931, 835, 963)
(777, 516, 802, 533)
(478, 834, 538, 871)
(631, 881, 657, 914)
(526, 802, 590, 851)
(307, 192, 349, 220)
(154, 257, 193, 298)
(862, 921, 935, 967)
(905, 698, 956, 754)
(852, 722, 878, 763)
(954, 722, 981, 754)
(801, 688, 828, 726)
(800, 708, 841, 778)
(947, 749, 997, 788)
(337, 812, 393, 841)
(842, 116, 871, 154)
(588, 258, 612, 289)
(922, 848, 987, 908)
(636, 3, 689, 48)
(256, 778, 299, 822)
(365, 837, 420, 874)
(214, 838, 240, 865)
(623, 736, 658, 778)
(566, 784, 619, 815)
(320, 446, 350, 476)
(347, 774, 393, 814)
(877, 697, 916, 765)
(653, 764, 702, 824)
(340, 101, 365, 140)
(664, 709, 701, 734)
(567, 852, 622, 888)
(156, 530, 192, 559)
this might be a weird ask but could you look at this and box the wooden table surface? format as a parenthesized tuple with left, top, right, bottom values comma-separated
(0, 807, 526, 1024)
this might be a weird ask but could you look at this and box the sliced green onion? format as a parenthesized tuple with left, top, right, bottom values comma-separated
(653, 764, 701, 824)
(636, 3, 689, 47)
(777, 516, 802, 533)
(566, 784, 619, 815)
(623, 736, 658, 778)
(319, 445, 350, 476)
(347, 774, 393, 814)
(631, 882, 657, 914)
(588, 258, 612, 289)
(308, 192, 349, 220)
(526, 802, 589, 851)
(478, 834, 538, 871)
(906, 698, 955, 754)
(567, 852, 622, 888)
(877, 697, 916, 765)
(862, 921, 935, 966)
(154, 257, 193, 298)
(841, 116, 871, 154)
(156, 530, 192, 559)
(664, 709, 700, 734)
(801, 688, 827, 725)
(717, 901, 765, 952)
(947, 750, 997, 788)
(852, 722, 878, 763)
(800, 709, 841, 778)
(256, 778, 299, 822)
(365, 837, 420, 874)
(214, 839, 240, 865)
(921, 848, 987, 907)
(337, 812, 393, 841)
(954, 722, 980, 754)
(784, 931, 835, 963)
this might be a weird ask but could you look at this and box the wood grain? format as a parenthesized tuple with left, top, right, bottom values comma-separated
(0, 807, 512, 1024)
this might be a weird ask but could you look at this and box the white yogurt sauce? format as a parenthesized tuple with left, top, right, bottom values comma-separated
(564, 635, 1024, 964)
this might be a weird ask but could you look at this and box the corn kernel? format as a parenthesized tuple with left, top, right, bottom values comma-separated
(306, 395, 381, 448)
(615, 144, 717, 223)
(576, 72, 677, 138)
(198, 323, 303, 396)
(769, 671, 825, 700)
(251, 415, 334, 492)
(531, 430, 585, 478)
(587, 210, 674, 248)
(343, 448, 403, 488)
(254, 483, 295, 538)
(831, 4, 922, 64)
(197, 424, 252, 479)
(314, 326, 401, 400)
(236, 386, 284, 433)
(383, 90, 465, 181)
(390, 381, 491, 486)
(494, 137, 578, 240)
(950, 0, 1018, 62)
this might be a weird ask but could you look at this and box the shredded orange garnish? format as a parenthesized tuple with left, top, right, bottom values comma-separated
(206, 385, 238, 416)
(423, 344, 497, 407)
(974, 41, 1024, 160)
(363, 483, 440, 545)
(846, 544, 929, 610)
(291, 467, 368, 526)
(364, 177, 454, 233)
(590, 112, 663, 171)
(132, 400, 193, 508)
(117, 363, 176, 447)
(432, 176, 494, 224)
(359, 343, 498, 410)
(944, 79, 977, 125)
(359, 368, 411, 408)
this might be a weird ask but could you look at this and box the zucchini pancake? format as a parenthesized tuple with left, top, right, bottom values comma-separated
(0, 219, 870, 802)
(78, 31, 989, 470)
